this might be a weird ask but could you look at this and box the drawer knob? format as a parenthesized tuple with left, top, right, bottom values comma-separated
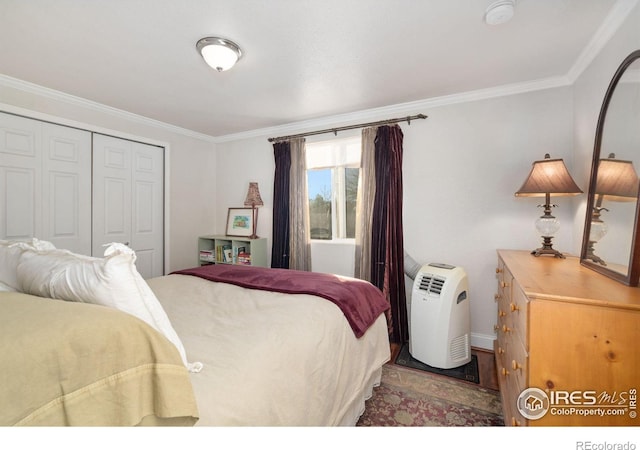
(500, 281, 510, 288)
(501, 367, 510, 377)
(498, 310, 506, 317)
(512, 360, 522, 371)
(510, 302, 520, 312)
(494, 293, 502, 301)
(496, 268, 503, 274)
(494, 324, 500, 332)
(497, 347, 505, 355)
(502, 324, 512, 334)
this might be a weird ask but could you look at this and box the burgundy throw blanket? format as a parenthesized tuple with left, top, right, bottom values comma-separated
(171, 264, 389, 338)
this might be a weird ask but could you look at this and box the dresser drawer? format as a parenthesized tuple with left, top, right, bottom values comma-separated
(510, 281, 529, 349)
(496, 260, 513, 303)
(503, 373, 529, 426)
(496, 253, 529, 426)
(507, 332, 528, 392)
(494, 339, 529, 427)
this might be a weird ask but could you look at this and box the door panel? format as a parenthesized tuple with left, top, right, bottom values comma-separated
(3, 167, 37, 239)
(0, 113, 41, 240)
(41, 123, 91, 254)
(104, 176, 130, 236)
(131, 141, 163, 278)
(93, 134, 132, 256)
(0, 113, 91, 253)
(93, 134, 163, 278)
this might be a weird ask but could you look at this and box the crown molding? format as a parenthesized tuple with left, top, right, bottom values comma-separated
(566, 0, 639, 83)
(0, 74, 217, 143)
(214, 75, 571, 143)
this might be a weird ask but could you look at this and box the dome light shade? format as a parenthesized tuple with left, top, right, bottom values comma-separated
(196, 37, 242, 72)
(484, 1, 515, 25)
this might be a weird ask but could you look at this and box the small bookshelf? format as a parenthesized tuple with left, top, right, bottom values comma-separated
(197, 235, 267, 267)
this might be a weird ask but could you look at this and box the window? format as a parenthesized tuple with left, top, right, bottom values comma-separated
(306, 136, 360, 240)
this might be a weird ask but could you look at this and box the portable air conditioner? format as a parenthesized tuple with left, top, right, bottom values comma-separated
(409, 263, 471, 369)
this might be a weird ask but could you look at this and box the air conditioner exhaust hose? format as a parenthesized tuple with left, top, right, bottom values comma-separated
(404, 251, 421, 280)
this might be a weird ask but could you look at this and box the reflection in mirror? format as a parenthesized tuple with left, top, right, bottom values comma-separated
(585, 153, 639, 267)
(581, 51, 640, 286)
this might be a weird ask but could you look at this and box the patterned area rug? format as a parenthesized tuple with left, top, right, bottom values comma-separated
(357, 364, 504, 426)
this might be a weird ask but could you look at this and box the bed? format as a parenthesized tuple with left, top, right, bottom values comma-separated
(0, 239, 391, 426)
(0, 291, 199, 426)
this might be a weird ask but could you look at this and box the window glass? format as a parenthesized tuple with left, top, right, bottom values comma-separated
(306, 137, 360, 240)
(345, 167, 359, 238)
(308, 168, 332, 240)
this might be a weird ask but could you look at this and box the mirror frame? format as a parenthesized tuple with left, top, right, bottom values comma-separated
(580, 49, 640, 286)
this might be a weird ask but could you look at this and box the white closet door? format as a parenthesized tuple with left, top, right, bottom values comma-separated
(93, 134, 164, 278)
(92, 134, 132, 255)
(131, 141, 164, 279)
(41, 123, 92, 253)
(0, 113, 41, 241)
(0, 112, 91, 254)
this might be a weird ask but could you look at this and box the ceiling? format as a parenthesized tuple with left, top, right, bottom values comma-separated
(0, 0, 632, 138)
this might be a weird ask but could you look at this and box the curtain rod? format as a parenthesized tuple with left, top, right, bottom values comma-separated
(267, 114, 427, 143)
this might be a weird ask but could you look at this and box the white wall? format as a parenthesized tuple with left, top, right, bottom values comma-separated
(214, 2, 640, 352)
(0, 81, 217, 272)
(215, 86, 575, 350)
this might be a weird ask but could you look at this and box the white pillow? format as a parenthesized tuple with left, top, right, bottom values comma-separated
(0, 238, 56, 290)
(16, 243, 201, 373)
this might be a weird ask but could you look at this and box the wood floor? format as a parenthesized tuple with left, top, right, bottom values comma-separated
(389, 343, 499, 391)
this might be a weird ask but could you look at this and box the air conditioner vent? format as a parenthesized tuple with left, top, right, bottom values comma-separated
(417, 274, 446, 296)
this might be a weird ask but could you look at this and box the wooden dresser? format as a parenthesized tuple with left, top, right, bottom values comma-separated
(495, 249, 640, 426)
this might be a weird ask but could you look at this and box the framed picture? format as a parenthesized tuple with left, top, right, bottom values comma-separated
(226, 207, 255, 237)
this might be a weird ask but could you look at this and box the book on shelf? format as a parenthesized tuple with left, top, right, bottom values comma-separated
(237, 251, 251, 265)
(216, 243, 232, 262)
(199, 250, 214, 262)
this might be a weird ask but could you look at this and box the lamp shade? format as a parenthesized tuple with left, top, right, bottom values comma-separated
(196, 37, 242, 72)
(595, 154, 639, 201)
(515, 154, 583, 197)
(244, 182, 264, 207)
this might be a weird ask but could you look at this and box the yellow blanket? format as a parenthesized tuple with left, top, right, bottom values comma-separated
(0, 292, 199, 426)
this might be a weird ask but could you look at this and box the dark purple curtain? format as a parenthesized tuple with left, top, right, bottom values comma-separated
(370, 125, 407, 344)
(271, 141, 291, 268)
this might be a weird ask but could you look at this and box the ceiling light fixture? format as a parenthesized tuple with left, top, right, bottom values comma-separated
(484, 0, 515, 25)
(196, 37, 242, 72)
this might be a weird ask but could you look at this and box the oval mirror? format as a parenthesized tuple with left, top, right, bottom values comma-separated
(581, 50, 640, 286)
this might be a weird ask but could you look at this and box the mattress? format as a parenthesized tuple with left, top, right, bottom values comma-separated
(147, 273, 391, 426)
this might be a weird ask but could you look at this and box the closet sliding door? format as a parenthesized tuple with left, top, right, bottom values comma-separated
(0, 112, 91, 254)
(92, 134, 164, 278)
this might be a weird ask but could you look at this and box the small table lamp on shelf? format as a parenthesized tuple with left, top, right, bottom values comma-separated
(244, 182, 264, 239)
(515, 153, 582, 258)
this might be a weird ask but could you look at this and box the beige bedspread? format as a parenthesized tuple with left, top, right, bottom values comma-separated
(147, 273, 390, 426)
(0, 292, 199, 426)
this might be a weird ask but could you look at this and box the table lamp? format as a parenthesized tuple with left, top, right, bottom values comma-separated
(244, 182, 264, 239)
(515, 154, 582, 258)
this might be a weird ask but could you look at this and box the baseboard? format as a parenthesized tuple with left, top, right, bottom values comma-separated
(471, 332, 495, 351)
